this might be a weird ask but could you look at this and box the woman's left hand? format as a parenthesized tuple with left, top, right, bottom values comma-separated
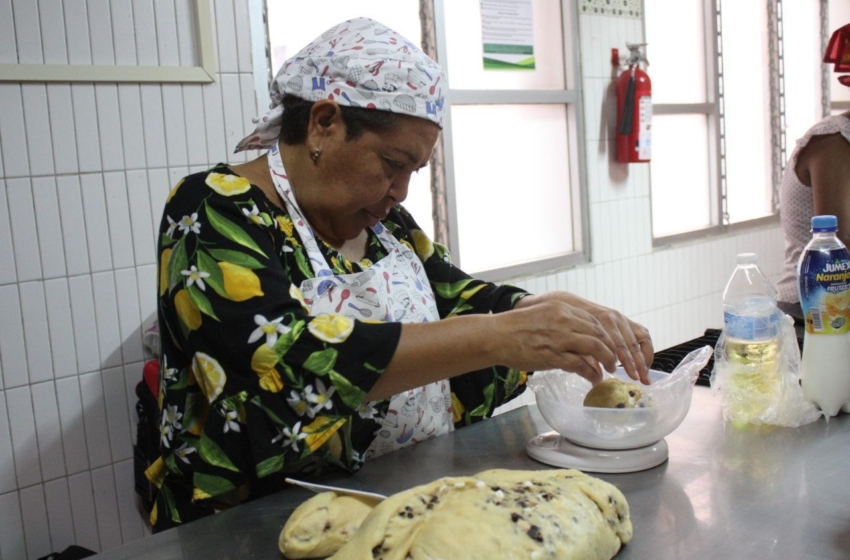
(514, 292, 654, 384)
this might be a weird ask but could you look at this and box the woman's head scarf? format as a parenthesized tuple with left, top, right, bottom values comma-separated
(235, 17, 447, 153)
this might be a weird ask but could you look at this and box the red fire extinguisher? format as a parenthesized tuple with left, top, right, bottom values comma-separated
(615, 43, 651, 164)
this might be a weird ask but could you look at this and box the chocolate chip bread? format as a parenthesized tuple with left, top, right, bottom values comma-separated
(294, 469, 633, 560)
(279, 491, 381, 559)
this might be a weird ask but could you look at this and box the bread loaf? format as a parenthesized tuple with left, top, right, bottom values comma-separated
(279, 468, 632, 560)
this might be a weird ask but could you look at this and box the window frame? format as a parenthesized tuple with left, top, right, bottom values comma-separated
(430, 0, 588, 282)
(647, 0, 783, 248)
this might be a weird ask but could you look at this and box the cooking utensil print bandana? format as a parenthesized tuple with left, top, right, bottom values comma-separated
(267, 144, 453, 459)
(235, 17, 447, 153)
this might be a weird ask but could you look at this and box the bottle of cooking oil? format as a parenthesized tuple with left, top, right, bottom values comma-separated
(721, 253, 782, 425)
(798, 215, 850, 416)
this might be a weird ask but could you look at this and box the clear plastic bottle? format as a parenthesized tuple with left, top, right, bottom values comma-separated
(721, 253, 782, 424)
(797, 215, 850, 416)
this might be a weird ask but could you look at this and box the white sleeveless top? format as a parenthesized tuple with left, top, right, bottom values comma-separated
(777, 115, 850, 303)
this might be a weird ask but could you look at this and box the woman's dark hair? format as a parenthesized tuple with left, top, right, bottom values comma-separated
(279, 94, 401, 145)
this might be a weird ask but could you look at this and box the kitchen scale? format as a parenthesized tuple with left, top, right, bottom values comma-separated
(526, 431, 669, 474)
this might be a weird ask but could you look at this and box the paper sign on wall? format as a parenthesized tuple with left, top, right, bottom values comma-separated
(480, 0, 536, 70)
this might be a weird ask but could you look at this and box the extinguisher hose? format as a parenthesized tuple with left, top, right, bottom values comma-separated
(618, 67, 637, 136)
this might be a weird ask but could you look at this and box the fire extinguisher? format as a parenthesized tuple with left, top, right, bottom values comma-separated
(615, 43, 651, 164)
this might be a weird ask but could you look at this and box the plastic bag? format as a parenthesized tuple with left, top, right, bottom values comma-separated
(710, 313, 823, 427)
(645, 344, 713, 403)
(529, 345, 713, 408)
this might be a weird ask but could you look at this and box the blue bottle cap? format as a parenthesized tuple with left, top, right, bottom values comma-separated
(812, 215, 838, 232)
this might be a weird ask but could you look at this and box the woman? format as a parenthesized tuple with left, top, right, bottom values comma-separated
(148, 17, 653, 530)
(777, 23, 850, 303)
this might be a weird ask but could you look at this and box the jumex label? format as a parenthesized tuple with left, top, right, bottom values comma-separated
(798, 247, 850, 334)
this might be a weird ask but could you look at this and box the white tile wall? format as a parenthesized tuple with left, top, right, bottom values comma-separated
(12, 0, 42, 64)
(55, 377, 90, 475)
(72, 85, 103, 173)
(22, 85, 54, 177)
(7, 386, 42, 487)
(44, 478, 75, 553)
(19, 282, 53, 384)
(47, 85, 79, 175)
(0, 2, 261, 556)
(80, 174, 114, 273)
(7, 178, 42, 281)
(118, 86, 147, 170)
(31, 382, 66, 481)
(0, 3, 786, 559)
(96, 85, 127, 172)
(67, 472, 99, 551)
(0, 285, 28, 388)
(0, 397, 16, 493)
(20, 484, 52, 560)
(32, 177, 67, 279)
(0, 83, 29, 177)
(0, 0, 16, 65)
(90, 466, 122, 551)
(112, 0, 137, 66)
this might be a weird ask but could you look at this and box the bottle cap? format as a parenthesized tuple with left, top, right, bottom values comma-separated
(736, 253, 758, 265)
(811, 215, 838, 232)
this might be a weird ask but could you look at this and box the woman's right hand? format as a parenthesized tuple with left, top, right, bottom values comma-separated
(491, 297, 621, 385)
(374, 292, 647, 400)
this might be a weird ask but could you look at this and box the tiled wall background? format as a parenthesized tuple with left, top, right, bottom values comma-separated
(0, 2, 782, 559)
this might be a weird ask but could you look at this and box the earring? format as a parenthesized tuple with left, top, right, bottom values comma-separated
(311, 147, 321, 162)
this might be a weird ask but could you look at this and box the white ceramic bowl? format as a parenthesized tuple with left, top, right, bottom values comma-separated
(528, 368, 693, 450)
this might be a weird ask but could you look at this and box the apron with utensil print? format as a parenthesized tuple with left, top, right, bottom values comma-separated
(267, 144, 453, 459)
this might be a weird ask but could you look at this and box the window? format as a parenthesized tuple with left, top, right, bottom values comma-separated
(645, 0, 826, 241)
(782, 0, 822, 146)
(644, 0, 716, 238)
(263, 0, 585, 280)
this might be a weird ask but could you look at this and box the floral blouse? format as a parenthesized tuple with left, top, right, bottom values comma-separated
(148, 164, 529, 529)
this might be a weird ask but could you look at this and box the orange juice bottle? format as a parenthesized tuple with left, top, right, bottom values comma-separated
(798, 215, 850, 416)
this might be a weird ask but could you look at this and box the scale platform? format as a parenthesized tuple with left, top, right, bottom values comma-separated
(527, 431, 669, 474)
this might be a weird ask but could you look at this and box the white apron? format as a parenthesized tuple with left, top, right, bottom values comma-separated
(267, 144, 453, 459)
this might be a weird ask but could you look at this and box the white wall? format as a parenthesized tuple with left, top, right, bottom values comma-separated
(0, 1, 260, 558)
(0, 2, 782, 559)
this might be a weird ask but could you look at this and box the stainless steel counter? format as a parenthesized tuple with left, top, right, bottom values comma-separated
(95, 387, 850, 559)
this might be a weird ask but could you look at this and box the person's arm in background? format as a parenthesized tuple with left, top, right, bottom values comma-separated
(798, 121, 850, 247)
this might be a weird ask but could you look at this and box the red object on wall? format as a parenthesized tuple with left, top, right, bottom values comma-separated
(615, 63, 652, 163)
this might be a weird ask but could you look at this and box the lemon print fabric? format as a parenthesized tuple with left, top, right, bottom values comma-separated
(152, 164, 531, 531)
(167, 178, 184, 203)
(192, 352, 226, 402)
(218, 261, 264, 301)
(174, 289, 202, 330)
(205, 172, 252, 196)
(159, 248, 172, 296)
(308, 314, 354, 344)
(411, 228, 434, 260)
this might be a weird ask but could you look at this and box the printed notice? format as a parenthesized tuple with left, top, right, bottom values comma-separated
(480, 0, 536, 70)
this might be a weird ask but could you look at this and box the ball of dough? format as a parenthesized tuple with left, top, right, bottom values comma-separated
(583, 378, 643, 409)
